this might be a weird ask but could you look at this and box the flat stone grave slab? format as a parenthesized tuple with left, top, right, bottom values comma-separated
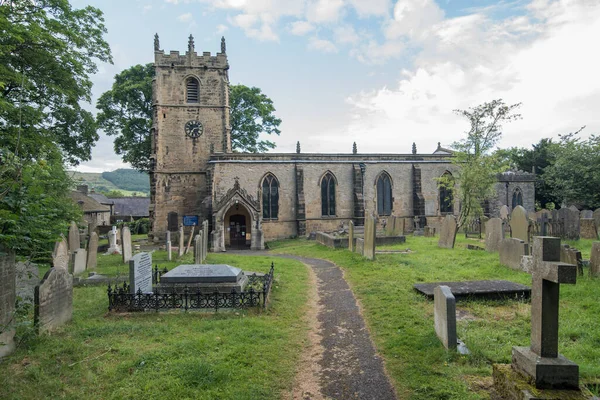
(160, 264, 243, 283)
(414, 280, 531, 300)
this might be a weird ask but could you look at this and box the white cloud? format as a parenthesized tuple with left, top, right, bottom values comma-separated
(306, 0, 345, 23)
(216, 24, 229, 34)
(308, 36, 338, 53)
(348, 0, 391, 17)
(333, 25, 359, 44)
(350, 39, 404, 64)
(384, 0, 445, 41)
(289, 20, 315, 36)
(143, 5, 153, 13)
(178, 12, 193, 22)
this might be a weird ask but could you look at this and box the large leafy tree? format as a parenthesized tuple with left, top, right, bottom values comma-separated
(440, 99, 521, 238)
(0, 0, 112, 255)
(96, 63, 282, 171)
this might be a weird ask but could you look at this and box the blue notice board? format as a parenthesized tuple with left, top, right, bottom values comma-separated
(183, 215, 199, 226)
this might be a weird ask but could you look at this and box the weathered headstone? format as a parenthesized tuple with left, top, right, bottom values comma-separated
(194, 234, 202, 264)
(568, 205, 579, 212)
(434, 285, 456, 351)
(512, 236, 578, 389)
(0, 247, 16, 358)
(499, 238, 529, 271)
(485, 218, 504, 252)
(593, 208, 600, 230)
(385, 216, 403, 236)
(34, 267, 73, 333)
(363, 214, 376, 260)
(52, 236, 70, 270)
(106, 226, 121, 255)
(579, 218, 598, 239)
(355, 238, 364, 255)
(558, 207, 580, 240)
(348, 221, 355, 252)
(203, 220, 209, 256)
(121, 226, 132, 263)
(129, 252, 153, 294)
(510, 205, 529, 243)
(580, 210, 593, 219)
(589, 242, 600, 278)
(424, 226, 436, 237)
(68, 221, 80, 252)
(166, 231, 172, 260)
(560, 244, 583, 276)
(178, 224, 184, 257)
(115, 227, 121, 245)
(438, 215, 457, 249)
(499, 205, 510, 220)
(86, 232, 98, 269)
(71, 248, 87, 275)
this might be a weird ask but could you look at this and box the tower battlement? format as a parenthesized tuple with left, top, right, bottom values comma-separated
(153, 34, 228, 69)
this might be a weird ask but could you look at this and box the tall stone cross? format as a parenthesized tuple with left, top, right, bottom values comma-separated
(512, 236, 579, 389)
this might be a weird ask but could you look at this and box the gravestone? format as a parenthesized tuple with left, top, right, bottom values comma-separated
(121, 226, 132, 263)
(499, 238, 529, 271)
(485, 218, 504, 252)
(537, 212, 550, 236)
(511, 236, 578, 389)
(558, 208, 580, 240)
(510, 206, 529, 243)
(35, 267, 73, 333)
(424, 226, 436, 237)
(438, 215, 457, 249)
(0, 247, 16, 358)
(71, 248, 87, 275)
(129, 252, 153, 294)
(178, 224, 184, 257)
(348, 221, 355, 252)
(106, 226, 121, 255)
(86, 232, 98, 269)
(568, 205, 579, 212)
(68, 221, 80, 252)
(355, 238, 364, 255)
(560, 244, 582, 276)
(203, 220, 209, 256)
(159, 264, 248, 294)
(185, 225, 195, 255)
(166, 231, 172, 261)
(589, 242, 600, 278)
(434, 285, 456, 351)
(385, 216, 403, 236)
(593, 208, 600, 230)
(499, 205, 510, 220)
(52, 236, 70, 270)
(579, 218, 598, 239)
(16, 261, 39, 306)
(363, 214, 376, 260)
(580, 210, 593, 219)
(115, 228, 121, 245)
(194, 234, 202, 264)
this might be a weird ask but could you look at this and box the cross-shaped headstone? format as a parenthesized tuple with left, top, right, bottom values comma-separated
(512, 236, 579, 389)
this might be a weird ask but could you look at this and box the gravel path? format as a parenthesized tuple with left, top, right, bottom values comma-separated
(230, 251, 397, 400)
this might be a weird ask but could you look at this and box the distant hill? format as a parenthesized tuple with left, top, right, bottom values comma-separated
(70, 169, 150, 195)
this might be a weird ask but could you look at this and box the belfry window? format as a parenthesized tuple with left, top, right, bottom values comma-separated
(321, 173, 336, 217)
(376, 173, 392, 216)
(262, 174, 279, 220)
(512, 187, 523, 209)
(186, 77, 199, 103)
(439, 172, 454, 214)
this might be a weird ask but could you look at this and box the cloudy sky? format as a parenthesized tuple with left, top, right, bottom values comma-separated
(74, 0, 600, 172)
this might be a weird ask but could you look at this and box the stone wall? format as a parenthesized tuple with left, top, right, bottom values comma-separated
(490, 171, 536, 217)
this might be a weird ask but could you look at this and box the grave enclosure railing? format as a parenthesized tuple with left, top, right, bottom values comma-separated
(108, 264, 275, 312)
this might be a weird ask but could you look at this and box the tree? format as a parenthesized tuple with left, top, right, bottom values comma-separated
(0, 0, 112, 255)
(230, 85, 281, 152)
(439, 99, 522, 235)
(97, 64, 282, 170)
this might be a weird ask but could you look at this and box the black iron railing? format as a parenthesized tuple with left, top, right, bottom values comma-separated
(108, 263, 275, 312)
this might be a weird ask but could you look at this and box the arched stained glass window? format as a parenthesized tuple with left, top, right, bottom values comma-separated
(321, 173, 336, 217)
(262, 174, 279, 219)
(512, 188, 523, 209)
(439, 172, 454, 214)
(376, 173, 392, 216)
(186, 77, 199, 103)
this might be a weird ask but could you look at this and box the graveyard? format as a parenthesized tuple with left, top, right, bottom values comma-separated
(2, 231, 599, 399)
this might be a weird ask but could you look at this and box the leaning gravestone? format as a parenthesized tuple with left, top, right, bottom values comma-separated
(579, 218, 598, 240)
(363, 214, 376, 260)
(121, 226, 132, 263)
(558, 207, 580, 240)
(129, 252, 153, 294)
(35, 267, 73, 333)
(86, 232, 98, 269)
(434, 285, 456, 351)
(438, 215, 457, 249)
(590, 242, 600, 278)
(71, 248, 87, 275)
(68, 221, 80, 252)
(485, 218, 504, 252)
(499, 238, 529, 271)
(52, 236, 70, 270)
(509, 205, 529, 243)
(348, 221, 355, 252)
(0, 247, 16, 358)
(499, 205, 510, 220)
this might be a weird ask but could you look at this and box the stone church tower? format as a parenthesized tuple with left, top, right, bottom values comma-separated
(149, 35, 230, 238)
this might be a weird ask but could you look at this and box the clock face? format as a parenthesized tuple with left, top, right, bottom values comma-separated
(184, 120, 203, 138)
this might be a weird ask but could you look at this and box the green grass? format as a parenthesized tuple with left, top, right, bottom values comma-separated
(1, 252, 310, 400)
(268, 235, 600, 399)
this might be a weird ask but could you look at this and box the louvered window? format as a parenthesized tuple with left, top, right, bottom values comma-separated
(186, 78, 199, 103)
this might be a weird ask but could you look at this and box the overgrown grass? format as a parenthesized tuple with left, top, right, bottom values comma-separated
(269, 235, 600, 399)
(1, 253, 310, 400)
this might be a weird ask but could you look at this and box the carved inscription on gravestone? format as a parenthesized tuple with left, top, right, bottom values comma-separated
(35, 267, 73, 333)
(129, 252, 153, 294)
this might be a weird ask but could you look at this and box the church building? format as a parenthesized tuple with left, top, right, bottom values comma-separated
(149, 36, 535, 251)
